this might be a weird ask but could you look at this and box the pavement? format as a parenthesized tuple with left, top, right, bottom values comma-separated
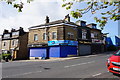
(8, 51, 114, 62)
(13, 57, 80, 62)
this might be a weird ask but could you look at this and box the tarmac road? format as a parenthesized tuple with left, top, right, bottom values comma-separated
(2, 52, 120, 79)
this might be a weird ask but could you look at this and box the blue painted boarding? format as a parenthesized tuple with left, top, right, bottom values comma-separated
(49, 46, 60, 57)
(49, 46, 77, 57)
(60, 46, 77, 56)
(30, 48, 47, 57)
(115, 36, 120, 46)
(105, 37, 114, 47)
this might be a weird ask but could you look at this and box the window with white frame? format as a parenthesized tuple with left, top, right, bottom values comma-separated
(82, 29, 87, 39)
(12, 40, 15, 46)
(91, 33, 94, 38)
(52, 32, 57, 39)
(12, 32, 19, 36)
(34, 34, 38, 41)
(4, 34, 10, 38)
(67, 32, 74, 39)
(43, 33, 47, 40)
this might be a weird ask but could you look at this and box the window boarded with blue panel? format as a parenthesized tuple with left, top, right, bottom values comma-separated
(49, 46, 60, 57)
(60, 46, 77, 57)
(68, 46, 77, 55)
(30, 48, 47, 57)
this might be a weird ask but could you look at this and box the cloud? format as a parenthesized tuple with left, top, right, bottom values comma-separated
(0, 0, 70, 34)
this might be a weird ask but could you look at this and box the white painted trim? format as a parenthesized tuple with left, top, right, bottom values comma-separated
(29, 23, 78, 30)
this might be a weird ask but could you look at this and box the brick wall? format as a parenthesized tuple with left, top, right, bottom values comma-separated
(18, 32, 28, 59)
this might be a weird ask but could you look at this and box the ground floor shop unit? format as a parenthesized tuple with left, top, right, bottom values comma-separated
(29, 45, 77, 59)
(91, 44, 105, 54)
(78, 44, 91, 56)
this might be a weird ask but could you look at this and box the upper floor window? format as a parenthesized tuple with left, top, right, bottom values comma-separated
(82, 29, 87, 39)
(81, 22, 86, 26)
(91, 33, 94, 38)
(16, 40, 18, 45)
(52, 32, 57, 39)
(12, 32, 19, 36)
(94, 33, 99, 38)
(4, 34, 10, 38)
(12, 40, 15, 46)
(34, 34, 38, 41)
(43, 33, 47, 40)
(67, 32, 74, 39)
(3, 42, 6, 46)
(92, 25, 97, 29)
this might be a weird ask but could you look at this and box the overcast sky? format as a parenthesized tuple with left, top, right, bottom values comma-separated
(0, 0, 118, 37)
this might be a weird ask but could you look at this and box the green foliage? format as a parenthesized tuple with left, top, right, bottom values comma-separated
(1, 53, 12, 60)
(1, 0, 120, 30)
(71, 11, 82, 18)
(1, 0, 33, 12)
(62, 1, 120, 30)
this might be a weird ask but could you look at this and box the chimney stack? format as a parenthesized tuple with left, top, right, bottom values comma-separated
(87, 23, 97, 29)
(64, 14, 70, 22)
(3, 29, 9, 34)
(75, 20, 86, 26)
(45, 16, 50, 23)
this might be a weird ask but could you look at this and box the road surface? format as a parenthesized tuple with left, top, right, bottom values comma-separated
(2, 52, 120, 79)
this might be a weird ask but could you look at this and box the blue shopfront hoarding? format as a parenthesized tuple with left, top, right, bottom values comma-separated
(48, 40, 78, 57)
(105, 37, 114, 47)
(115, 36, 120, 46)
(29, 40, 78, 58)
(106, 36, 120, 47)
(49, 46, 77, 57)
(48, 40, 78, 46)
(29, 47, 47, 57)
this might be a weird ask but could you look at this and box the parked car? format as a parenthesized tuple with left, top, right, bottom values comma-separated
(106, 49, 120, 75)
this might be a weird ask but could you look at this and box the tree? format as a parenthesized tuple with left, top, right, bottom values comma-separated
(62, 0, 120, 29)
(1, 0, 120, 29)
(1, 0, 33, 12)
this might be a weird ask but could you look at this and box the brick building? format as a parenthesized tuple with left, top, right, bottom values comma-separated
(28, 15, 92, 59)
(1, 27, 28, 60)
(87, 23, 105, 53)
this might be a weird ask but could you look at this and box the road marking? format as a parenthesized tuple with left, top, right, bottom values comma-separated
(92, 73, 102, 77)
(83, 55, 97, 58)
(4, 71, 42, 78)
(107, 55, 111, 56)
(64, 61, 95, 68)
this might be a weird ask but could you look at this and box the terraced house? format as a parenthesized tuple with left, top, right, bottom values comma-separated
(28, 15, 93, 59)
(1, 27, 28, 60)
(87, 23, 105, 53)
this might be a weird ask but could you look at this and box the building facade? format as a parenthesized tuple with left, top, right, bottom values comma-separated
(76, 20, 91, 56)
(1, 27, 28, 60)
(0, 35, 2, 54)
(87, 23, 105, 53)
(28, 16, 93, 59)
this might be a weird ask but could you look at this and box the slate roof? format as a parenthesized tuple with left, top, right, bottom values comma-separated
(28, 20, 78, 29)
